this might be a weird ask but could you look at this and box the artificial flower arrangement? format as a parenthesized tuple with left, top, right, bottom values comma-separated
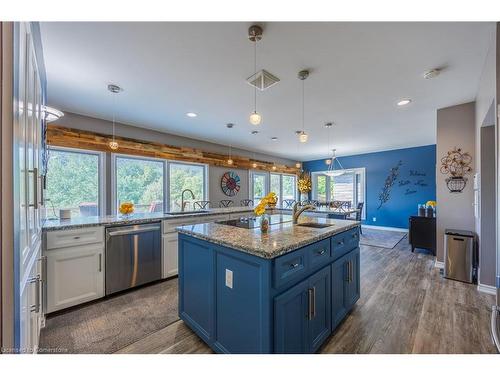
(298, 171, 312, 193)
(426, 200, 436, 208)
(254, 192, 277, 233)
(119, 202, 134, 216)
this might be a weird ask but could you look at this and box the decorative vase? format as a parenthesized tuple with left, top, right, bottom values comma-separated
(260, 214, 270, 233)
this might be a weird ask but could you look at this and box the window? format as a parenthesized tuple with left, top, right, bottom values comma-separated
(312, 168, 366, 219)
(168, 162, 207, 212)
(250, 172, 268, 205)
(46, 147, 104, 218)
(270, 173, 297, 207)
(114, 155, 164, 214)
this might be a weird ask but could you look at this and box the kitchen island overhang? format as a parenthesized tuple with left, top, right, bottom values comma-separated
(177, 215, 361, 354)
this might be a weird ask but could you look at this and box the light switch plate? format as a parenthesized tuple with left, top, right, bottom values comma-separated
(225, 269, 233, 289)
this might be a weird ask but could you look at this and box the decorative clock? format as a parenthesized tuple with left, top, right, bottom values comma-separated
(221, 171, 240, 197)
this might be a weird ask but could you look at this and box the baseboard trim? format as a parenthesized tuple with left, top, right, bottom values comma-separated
(361, 224, 408, 233)
(434, 260, 444, 269)
(477, 283, 496, 295)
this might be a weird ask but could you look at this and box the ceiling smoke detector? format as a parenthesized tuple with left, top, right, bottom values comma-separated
(247, 69, 280, 91)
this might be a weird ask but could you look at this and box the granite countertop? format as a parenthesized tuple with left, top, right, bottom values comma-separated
(177, 214, 360, 259)
(281, 207, 358, 215)
(42, 206, 260, 231)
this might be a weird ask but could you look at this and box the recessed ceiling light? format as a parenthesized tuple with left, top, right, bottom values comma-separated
(251, 130, 259, 135)
(397, 99, 412, 106)
(324, 122, 333, 128)
(226, 123, 235, 129)
(271, 137, 278, 141)
(186, 112, 198, 118)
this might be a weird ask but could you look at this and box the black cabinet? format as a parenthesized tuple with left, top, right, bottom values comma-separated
(409, 216, 436, 255)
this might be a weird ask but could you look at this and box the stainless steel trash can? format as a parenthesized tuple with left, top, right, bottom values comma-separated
(444, 229, 475, 283)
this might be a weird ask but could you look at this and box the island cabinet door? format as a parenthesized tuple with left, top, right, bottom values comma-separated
(274, 279, 309, 353)
(344, 247, 360, 310)
(306, 266, 332, 353)
(331, 253, 349, 329)
(274, 266, 332, 354)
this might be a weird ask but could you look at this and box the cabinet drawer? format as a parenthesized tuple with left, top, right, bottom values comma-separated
(305, 239, 331, 270)
(273, 248, 307, 289)
(331, 227, 359, 261)
(46, 227, 104, 250)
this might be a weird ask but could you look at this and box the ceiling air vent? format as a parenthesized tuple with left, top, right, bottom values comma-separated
(246, 69, 280, 91)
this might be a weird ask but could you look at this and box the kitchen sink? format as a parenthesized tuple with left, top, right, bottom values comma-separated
(165, 210, 210, 215)
(296, 222, 334, 229)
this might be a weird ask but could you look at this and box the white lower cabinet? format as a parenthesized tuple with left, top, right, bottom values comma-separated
(46, 243, 104, 313)
(162, 232, 179, 278)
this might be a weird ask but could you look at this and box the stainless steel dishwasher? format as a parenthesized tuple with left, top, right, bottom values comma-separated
(105, 222, 161, 295)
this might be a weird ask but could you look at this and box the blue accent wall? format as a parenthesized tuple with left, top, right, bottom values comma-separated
(303, 145, 436, 229)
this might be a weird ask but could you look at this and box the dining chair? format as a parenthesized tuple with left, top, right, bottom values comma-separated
(219, 200, 234, 208)
(193, 201, 210, 210)
(282, 199, 296, 209)
(347, 202, 364, 234)
(240, 199, 254, 207)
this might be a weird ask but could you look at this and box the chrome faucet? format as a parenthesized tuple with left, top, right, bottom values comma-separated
(181, 189, 195, 212)
(292, 202, 316, 224)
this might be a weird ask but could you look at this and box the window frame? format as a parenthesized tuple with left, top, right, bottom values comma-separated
(270, 172, 297, 207)
(311, 168, 366, 219)
(249, 171, 269, 205)
(47, 145, 106, 217)
(166, 160, 209, 212)
(111, 153, 167, 214)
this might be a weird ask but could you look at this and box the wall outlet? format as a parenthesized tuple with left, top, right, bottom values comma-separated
(225, 269, 233, 289)
(372, 217, 377, 222)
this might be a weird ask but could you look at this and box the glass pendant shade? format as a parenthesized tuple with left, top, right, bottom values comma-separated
(109, 140, 119, 150)
(325, 159, 332, 165)
(249, 111, 262, 125)
(299, 131, 308, 143)
(252, 162, 258, 168)
(295, 162, 301, 169)
(227, 158, 233, 165)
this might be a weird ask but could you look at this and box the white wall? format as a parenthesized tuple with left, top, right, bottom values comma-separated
(209, 166, 249, 207)
(436, 102, 476, 262)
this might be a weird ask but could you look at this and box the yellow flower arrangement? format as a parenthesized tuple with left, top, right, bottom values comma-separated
(298, 171, 312, 193)
(426, 200, 436, 208)
(254, 192, 277, 216)
(119, 202, 134, 215)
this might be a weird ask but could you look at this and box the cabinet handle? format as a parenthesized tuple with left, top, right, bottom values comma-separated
(28, 168, 38, 209)
(345, 262, 350, 282)
(289, 262, 300, 269)
(73, 236, 81, 240)
(28, 275, 40, 313)
(98, 254, 102, 272)
(311, 287, 316, 319)
(307, 288, 314, 320)
(349, 261, 353, 283)
(338, 240, 344, 246)
(317, 249, 326, 255)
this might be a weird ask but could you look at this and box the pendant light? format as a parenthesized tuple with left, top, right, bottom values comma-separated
(108, 84, 122, 150)
(295, 137, 302, 170)
(297, 70, 309, 142)
(325, 122, 333, 165)
(325, 149, 345, 177)
(227, 145, 233, 165)
(248, 25, 263, 125)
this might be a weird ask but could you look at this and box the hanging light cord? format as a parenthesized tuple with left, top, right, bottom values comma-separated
(253, 38, 257, 113)
(112, 92, 116, 142)
(301, 79, 305, 132)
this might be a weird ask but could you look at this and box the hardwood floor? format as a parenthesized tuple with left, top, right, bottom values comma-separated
(116, 238, 496, 354)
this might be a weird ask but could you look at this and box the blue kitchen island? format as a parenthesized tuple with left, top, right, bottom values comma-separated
(176, 214, 360, 354)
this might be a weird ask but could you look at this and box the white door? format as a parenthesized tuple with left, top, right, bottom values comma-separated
(162, 232, 179, 278)
(46, 244, 104, 313)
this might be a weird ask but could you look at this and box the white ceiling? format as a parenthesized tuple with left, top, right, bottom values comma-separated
(40, 22, 494, 161)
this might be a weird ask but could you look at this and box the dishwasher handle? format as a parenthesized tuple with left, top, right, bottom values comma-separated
(107, 224, 160, 237)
